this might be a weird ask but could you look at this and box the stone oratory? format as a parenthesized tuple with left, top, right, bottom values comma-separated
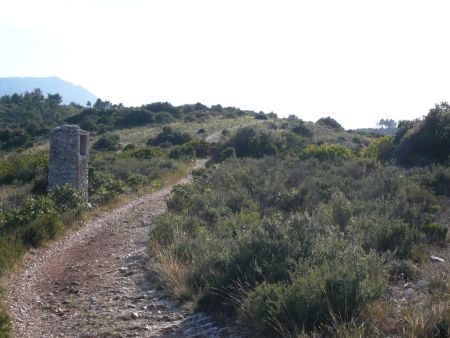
(48, 125, 89, 200)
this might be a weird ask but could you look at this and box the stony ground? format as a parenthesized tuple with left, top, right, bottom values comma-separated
(5, 159, 237, 338)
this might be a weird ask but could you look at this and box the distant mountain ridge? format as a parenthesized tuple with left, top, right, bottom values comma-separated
(0, 77, 97, 105)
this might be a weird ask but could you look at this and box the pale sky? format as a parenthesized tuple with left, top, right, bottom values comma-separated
(1, 0, 450, 129)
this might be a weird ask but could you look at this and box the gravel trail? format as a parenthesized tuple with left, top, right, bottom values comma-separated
(5, 159, 234, 338)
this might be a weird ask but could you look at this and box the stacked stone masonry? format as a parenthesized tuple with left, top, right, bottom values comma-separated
(48, 125, 89, 200)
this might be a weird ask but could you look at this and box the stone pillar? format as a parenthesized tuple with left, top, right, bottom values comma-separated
(48, 125, 89, 200)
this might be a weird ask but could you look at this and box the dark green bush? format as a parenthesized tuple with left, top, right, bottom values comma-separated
(93, 134, 120, 151)
(373, 220, 417, 259)
(292, 122, 313, 138)
(220, 147, 236, 161)
(169, 145, 195, 159)
(148, 126, 192, 146)
(19, 212, 63, 247)
(216, 127, 278, 160)
(185, 139, 211, 158)
(395, 103, 450, 166)
(316, 117, 344, 130)
(240, 245, 385, 336)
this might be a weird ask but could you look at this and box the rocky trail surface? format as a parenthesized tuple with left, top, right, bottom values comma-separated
(5, 159, 237, 338)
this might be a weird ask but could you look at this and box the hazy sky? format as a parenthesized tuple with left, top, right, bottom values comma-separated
(1, 0, 450, 128)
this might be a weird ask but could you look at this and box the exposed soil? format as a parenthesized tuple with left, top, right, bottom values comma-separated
(4, 159, 231, 338)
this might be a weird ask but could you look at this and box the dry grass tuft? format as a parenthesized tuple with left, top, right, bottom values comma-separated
(150, 247, 195, 301)
(0, 183, 33, 209)
(402, 299, 450, 338)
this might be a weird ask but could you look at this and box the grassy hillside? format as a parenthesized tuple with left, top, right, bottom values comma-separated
(0, 95, 265, 337)
(1, 93, 449, 337)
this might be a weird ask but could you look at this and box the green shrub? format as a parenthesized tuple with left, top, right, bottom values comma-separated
(125, 147, 165, 159)
(169, 145, 195, 159)
(148, 126, 192, 146)
(20, 212, 64, 246)
(0, 151, 48, 185)
(88, 168, 125, 203)
(428, 166, 450, 197)
(217, 127, 278, 160)
(93, 134, 120, 151)
(126, 173, 147, 191)
(49, 184, 85, 213)
(330, 190, 352, 231)
(373, 220, 418, 259)
(395, 103, 450, 166)
(301, 144, 354, 162)
(17, 196, 55, 225)
(316, 117, 344, 130)
(421, 223, 448, 245)
(220, 147, 236, 161)
(292, 122, 313, 137)
(240, 246, 385, 336)
(185, 139, 212, 158)
(362, 136, 395, 163)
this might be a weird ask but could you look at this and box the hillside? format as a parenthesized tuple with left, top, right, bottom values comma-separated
(0, 98, 449, 337)
(0, 77, 96, 105)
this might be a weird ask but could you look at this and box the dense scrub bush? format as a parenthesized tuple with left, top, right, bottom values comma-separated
(316, 116, 344, 130)
(126, 173, 147, 191)
(19, 212, 63, 247)
(169, 145, 195, 159)
(395, 103, 450, 166)
(185, 140, 212, 158)
(149, 151, 449, 335)
(92, 134, 120, 151)
(0, 151, 48, 185)
(361, 135, 395, 163)
(148, 126, 192, 146)
(421, 223, 448, 245)
(48, 184, 85, 213)
(212, 127, 278, 161)
(425, 166, 450, 197)
(254, 112, 268, 120)
(88, 168, 125, 203)
(240, 244, 385, 336)
(291, 121, 313, 138)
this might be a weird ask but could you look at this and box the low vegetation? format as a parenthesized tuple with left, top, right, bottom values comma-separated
(1, 89, 450, 337)
(0, 92, 268, 336)
(149, 104, 450, 337)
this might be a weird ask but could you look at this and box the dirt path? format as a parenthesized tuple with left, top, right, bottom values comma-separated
(4, 159, 233, 338)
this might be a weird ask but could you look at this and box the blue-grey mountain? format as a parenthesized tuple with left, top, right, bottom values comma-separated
(0, 77, 97, 105)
